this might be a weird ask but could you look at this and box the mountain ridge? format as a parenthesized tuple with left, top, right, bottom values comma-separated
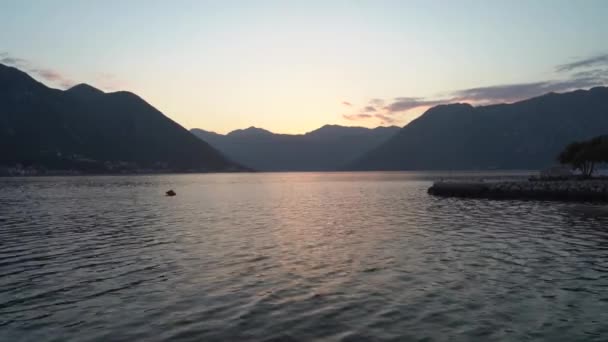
(191, 124, 400, 171)
(349, 86, 608, 170)
(0, 63, 245, 174)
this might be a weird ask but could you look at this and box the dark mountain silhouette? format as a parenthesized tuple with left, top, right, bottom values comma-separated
(349, 87, 608, 170)
(0, 63, 244, 173)
(227, 126, 274, 138)
(191, 125, 400, 171)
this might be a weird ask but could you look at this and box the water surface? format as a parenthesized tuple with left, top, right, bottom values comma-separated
(1, 172, 608, 341)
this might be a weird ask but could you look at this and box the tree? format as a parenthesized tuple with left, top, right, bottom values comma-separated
(558, 136, 608, 177)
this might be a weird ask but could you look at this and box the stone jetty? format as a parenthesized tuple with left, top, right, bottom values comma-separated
(428, 179, 608, 202)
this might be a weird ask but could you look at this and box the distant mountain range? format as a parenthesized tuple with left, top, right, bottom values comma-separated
(3, 62, 607, 174)
(349, 87, 608, 170)
(191, 125, 400, 171)
(0, 63, 244, 174)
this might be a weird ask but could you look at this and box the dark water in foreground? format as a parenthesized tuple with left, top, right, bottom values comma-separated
(1, 172, 608, 342)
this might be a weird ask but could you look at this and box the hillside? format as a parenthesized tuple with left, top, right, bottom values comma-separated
(0, 63, 244, 174)
(191, 125, 400, 171)
(349, 87, 608, 170)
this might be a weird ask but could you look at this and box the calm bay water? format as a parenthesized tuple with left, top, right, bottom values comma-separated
(1, 172, 608, 341)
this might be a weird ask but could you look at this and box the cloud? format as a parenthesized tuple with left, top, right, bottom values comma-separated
(374, 113, 397, 124)
(2, 53, 124, 91)
(382, 53, 608, 113)
(380, 77, 606, 114)
(0, 56, 28, 66)
(32, 68, 64, 81)
(385, 97, 447, 113)
(342, 101, 352, 106)
(369, 98, 385, 107)
(450, 78, 605, 104)
(572, 68, 608, 79)
(343, 113, 372, 121)
(341, 54, 608, 127)
(452, 54, 608, 103)
(31, 68, 75, 88)
(343, 53, 608, 127)
(343, 112, 397, 125)
(556, 54, 608, 72)
(1, 52, 74, 88)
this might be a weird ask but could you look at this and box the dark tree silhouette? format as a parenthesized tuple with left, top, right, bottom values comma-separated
(558, 136, 608, 177)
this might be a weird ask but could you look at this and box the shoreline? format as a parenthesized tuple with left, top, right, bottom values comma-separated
(0, 169, 255, 178)
(428, 179, 608, 202)
(0, 169, 537, 178)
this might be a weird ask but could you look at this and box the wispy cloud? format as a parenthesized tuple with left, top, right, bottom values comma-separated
(342, 101, 352, 106)
(1, 52, 75, 88)
(0, 55, 28, 66)
(30, 68, 74, 88)
(385, 97, 446, 113)
(342, 97, 449, 125)
(369, 98, 385, 107)
(343, 112, 397, 125)
(343, 113, 372, 121)
(381, 78, 605, 114)
(571, 68, 608, 80)
(344, 53, 608, 126)
(452, 54, 608, 103)
(374, 113, 397, 124)
(449, 78, 604, 104)
(556, 54, 608, 72)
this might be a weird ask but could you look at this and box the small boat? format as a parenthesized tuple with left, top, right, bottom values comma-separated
(166, 190, 176, 196)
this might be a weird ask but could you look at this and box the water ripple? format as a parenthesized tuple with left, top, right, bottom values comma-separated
(1, 172, 608, 341)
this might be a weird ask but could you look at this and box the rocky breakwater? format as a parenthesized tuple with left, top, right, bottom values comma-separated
(428, 179, 608, 202)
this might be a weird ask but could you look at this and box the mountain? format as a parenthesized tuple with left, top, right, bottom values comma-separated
(191, 125, 400, 171)
(227, 126, 274, 138)
(0, 63, 244, 174)
(349, 87, 608, 170)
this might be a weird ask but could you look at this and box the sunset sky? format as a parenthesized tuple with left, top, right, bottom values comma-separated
(2, 0, 608, 134)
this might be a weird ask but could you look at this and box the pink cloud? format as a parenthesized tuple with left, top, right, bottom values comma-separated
(1, 52, 75, 89)
(343, 113, 372, 121)
(30, 68, 75, 88)
(374, 113, 397, 124)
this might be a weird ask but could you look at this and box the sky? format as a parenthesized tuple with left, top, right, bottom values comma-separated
(1, 0, 608, 134)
